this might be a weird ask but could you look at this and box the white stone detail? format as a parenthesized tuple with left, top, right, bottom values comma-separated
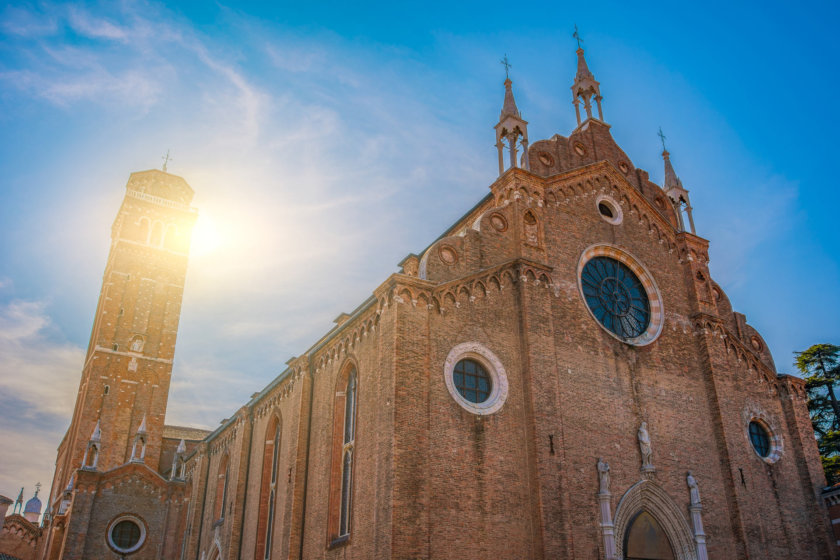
(443, 342, 509, 416)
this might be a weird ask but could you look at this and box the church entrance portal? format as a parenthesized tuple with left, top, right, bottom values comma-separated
(624, 510, 676, 560)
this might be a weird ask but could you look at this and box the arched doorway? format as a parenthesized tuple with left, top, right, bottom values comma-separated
(624, 510, 676, 560)
(613, 480, 696, 560)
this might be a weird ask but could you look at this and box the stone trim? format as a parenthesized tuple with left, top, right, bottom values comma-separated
(443, 342, 509, 416)
(577, 244, 664, 346)
(742, 405, 784, 464)
(614, 480, 697, 560)
(106, 513, 147, 555)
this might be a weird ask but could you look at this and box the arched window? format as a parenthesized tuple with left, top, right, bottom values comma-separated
(215, 454, 230, 521)
(255, 416, 281, 559)
(328, 365, 357, 545)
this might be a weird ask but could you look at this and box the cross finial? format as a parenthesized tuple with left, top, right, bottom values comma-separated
(658, 127, 667, 151)
(500, 54, 512, 79)
(34, 482, 41, 496)
(161, 149, 172, 172)
(573, 24, 583, 49)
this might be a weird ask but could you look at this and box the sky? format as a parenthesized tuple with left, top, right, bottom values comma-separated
(1, 0, 839, 506)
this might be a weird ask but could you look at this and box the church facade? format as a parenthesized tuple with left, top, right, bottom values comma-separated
(20, 45, 835, 560)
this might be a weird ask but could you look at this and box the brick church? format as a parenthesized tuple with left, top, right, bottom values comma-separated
(6, 44, 835, 560)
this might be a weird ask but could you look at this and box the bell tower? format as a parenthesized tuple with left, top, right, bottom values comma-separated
(46, 168, 197, 512)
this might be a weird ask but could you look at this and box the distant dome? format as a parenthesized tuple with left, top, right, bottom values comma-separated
(24, 495, 41, 514)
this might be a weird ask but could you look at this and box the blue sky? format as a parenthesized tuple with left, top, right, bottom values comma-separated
(1, 0, 838, 503)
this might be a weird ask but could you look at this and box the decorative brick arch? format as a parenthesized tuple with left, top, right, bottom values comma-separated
(614, 480, 696, 560)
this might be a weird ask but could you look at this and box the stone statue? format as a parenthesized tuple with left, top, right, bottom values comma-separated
(597, 457, 611, 494)
(638, 421, 653, 469)
(687, 471, 701, 505)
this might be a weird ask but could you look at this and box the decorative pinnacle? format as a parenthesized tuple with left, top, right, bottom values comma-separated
(34, 482, 41, 497)
(573, 24, 583, 49)
(500, 54, 512, 80)
(658, 127, 667, 152)
(161, 149, 172, 172)
(137, 414, 147, 435)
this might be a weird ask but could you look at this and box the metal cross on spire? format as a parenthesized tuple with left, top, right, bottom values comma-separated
(658, 127, 667, 151)
(161, 149, 172, 172)
(573, 24, 583, 49)
(34, 482, 41, 496)
(500, 54, 512, 79)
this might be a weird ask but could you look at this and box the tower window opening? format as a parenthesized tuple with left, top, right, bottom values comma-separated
(598, 202, 614, 218)
(104, 385, 110, 395)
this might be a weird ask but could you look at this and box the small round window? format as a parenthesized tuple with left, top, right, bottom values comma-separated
(749, 421, 771, 458)
(595, 195, 623, 225)
(444, 343, 508, 415)
(108, 515, 146, 554)
(453, 359, 492, 403)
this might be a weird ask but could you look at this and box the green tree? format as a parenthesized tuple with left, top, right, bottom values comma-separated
(796, 343, 840, 485)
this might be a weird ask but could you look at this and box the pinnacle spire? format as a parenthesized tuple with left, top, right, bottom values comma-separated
(176, 438, 186, 454)
(90, 420, 101, 443)
(660, 141, 696, 234)
(500, 77, 521, 120)
(494, 56, 530, 176)
(136, 414, 147, 435)
(662, 150, 683, 191)
(570, 33, 604, 126)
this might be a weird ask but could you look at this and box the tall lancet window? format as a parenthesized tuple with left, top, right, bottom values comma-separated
(215, 454, 230, 521)
(328, 364, 358, 545)
(255, 415, 282, 560)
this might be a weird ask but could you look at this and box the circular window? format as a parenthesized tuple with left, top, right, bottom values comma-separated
(595, 195, 623, 225)
(749, 421, 770, 457)
(538, 152, 554, 167)
(489, 213, 508, 232)
(453, 359, 491, 403)
(444, 342, 508, 415)
(108, 515, 146, 554)
(582, 257, 649, 339)
(577, 245, 664, 346)
(438, 245, 458, 265)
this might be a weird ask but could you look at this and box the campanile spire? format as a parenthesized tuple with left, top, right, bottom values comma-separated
(494, 55, 530, 175)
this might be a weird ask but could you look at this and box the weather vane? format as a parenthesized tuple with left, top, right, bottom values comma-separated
(573, 24, 583, 49)
(657, 127, 667, 151)
(161, 149, 172, 172)
(500, 54, 512, 79)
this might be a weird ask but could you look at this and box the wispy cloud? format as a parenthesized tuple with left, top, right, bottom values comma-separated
(0, 300, 83, 499)
(0, 300, 82, 418)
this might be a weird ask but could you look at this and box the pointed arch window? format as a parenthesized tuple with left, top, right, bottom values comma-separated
(328, 365, 357, 546)
(215, 454, 230, 522)
(255, 416, 282, 560)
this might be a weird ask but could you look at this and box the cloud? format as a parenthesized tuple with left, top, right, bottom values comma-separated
(0, 300, 83, 501)
(66, 7, 128, 41)
(0, 300, 83, 418)
(0, 5, 58, 37)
